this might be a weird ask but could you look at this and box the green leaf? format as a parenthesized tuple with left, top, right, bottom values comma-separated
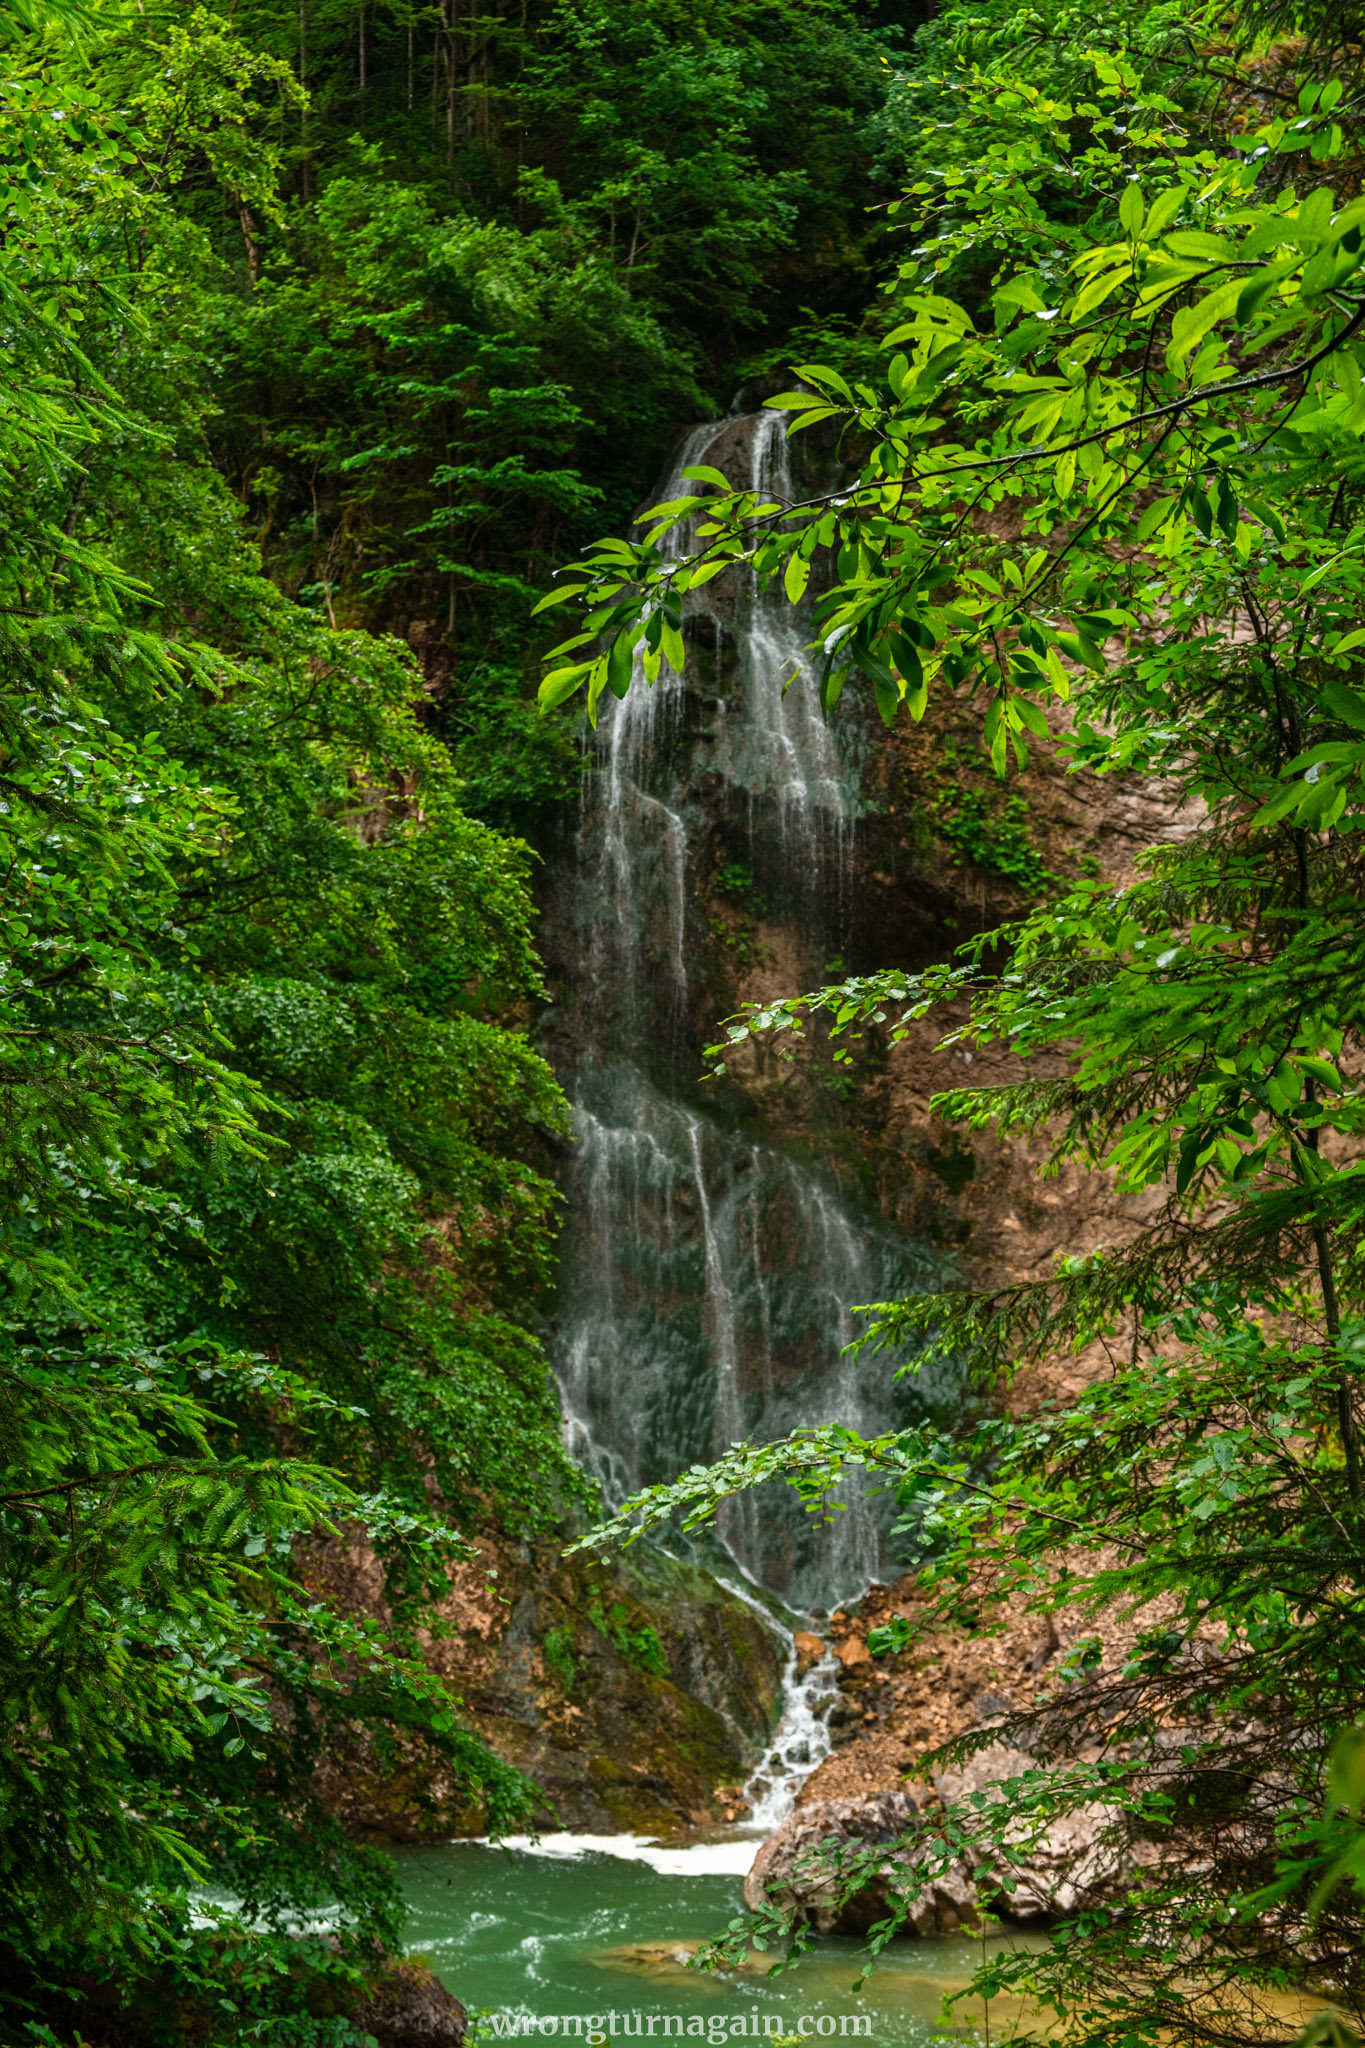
(1134, 494, 1180, 542)
(586, 655, 610, 728)
(1163, 230, 1238, 262)
(1298, 773, 1347, 828)
(539, 663, 591, 712)
(1143, 184, 1189, 238)
(1175, 1126, 1206, 1196)
(1321, 679, 1365, 729)
(795, 362, 856, 404)
(531, 583, 588, 613)
(1184, 484, 1214, 539)
(1250, 777, 1314, 829)
(606, 630, 635, 700)
(1330, 1724, 1365, 1816)
(658, 621, 684, 676)
(1166, 278, 1241, 370)
(1235, 256, 1301, 324)
(889, 636, 923, 692)
(784, 406, 845, 434)
(1056, 632, 1104, 673)
(1072, 262, 1130, 320)
(1214, 473, 1238, 540)
(765, 392, 837, 412)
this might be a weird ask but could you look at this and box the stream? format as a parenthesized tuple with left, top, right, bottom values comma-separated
(395, 1835, 1046, 2044)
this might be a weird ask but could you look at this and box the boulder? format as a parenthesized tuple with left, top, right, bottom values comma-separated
(350, 1961, 467, 2048)
(744, 1790, 978, 1937)
(745, 1746, 1142, 1940)
(931, 1744, 1135, 1920)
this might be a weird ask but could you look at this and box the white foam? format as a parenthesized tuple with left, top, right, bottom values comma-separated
(744, 1644, 839, 1828)
(476, 1832, 762, 1878)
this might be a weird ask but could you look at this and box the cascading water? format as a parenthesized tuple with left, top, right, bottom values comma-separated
(745, 1643, 841, 1828)
(547, 407, 944, 1620)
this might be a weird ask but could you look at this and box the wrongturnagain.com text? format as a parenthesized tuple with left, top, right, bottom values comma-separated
(482, 2015, 874, 2040)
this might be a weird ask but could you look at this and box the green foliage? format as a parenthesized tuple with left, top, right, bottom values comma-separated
(713, 861, 760, 899)
(588, 1599, 669, 1678)
(557, 0, 1365, 2034)
(708, 861, 777, 966)
(930, 777, 1055, 894)
(0, 0, 927, 2035)
(543, 1625, 578, 1690)
(0, 2, 580, 2037)
(182, 0, 905, 803)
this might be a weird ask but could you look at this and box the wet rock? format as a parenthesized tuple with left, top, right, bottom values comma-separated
(973, 1689, 1013, 1724)
(745, 1790, 977, 1937)
(350, 1961, 467, 2047)
(597, 1940, 786, 1985)
(597, 1941, 721, 1982)
(750, 1750, 1139, 1938)
(930, 1744, 1135, 1920)
(794, 1631, 826, 1676)
(605, 1941, 700, 1971)
(825, 1699, 861, 1747)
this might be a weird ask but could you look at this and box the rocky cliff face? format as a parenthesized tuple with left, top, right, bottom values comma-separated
(763, 1553, 1202, 1853)
(706, 679, 1195, 1409)
(305, 1520, 785, 1838)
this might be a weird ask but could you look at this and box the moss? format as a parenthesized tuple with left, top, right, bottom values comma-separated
(587, 1599, 668, 1677)
(543, 1625, 576, 1690)
(929, 740, 1056, 894)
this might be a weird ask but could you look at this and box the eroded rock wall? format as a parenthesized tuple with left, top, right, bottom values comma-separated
(304, 1523, 785, 1838)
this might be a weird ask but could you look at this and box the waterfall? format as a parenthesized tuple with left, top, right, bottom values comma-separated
(546, 409, 942, 1615)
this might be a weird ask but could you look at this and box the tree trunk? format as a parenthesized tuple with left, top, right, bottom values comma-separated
(446, 5, 458, 166)
(236, 195, 261, 287)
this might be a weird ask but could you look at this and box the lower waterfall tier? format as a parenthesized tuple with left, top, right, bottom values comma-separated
(554, 1060, 951, 1611)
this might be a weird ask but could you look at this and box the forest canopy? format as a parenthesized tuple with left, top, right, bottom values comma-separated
(0, 0, 583, 2034)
